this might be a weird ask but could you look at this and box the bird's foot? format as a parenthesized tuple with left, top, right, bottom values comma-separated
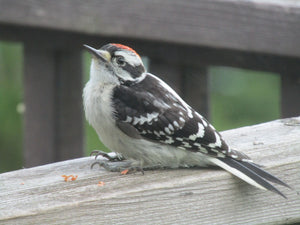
(90, 151, 144, 174)
(90, 150, 125, 161)
(91, 160, 144, 175)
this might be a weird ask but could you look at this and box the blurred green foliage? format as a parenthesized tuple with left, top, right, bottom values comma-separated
(0, 41, 280, 173)
(0, 42, 23, 172)
(210, 67, 280, 130)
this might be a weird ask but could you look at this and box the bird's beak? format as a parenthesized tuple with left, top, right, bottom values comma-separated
(83, 44, 111, 62)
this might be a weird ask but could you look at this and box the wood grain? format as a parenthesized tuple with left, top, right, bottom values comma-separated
(0, 117, 299, 224)
(0, 0, 300, 57)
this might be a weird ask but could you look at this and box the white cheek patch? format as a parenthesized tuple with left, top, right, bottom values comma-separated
(115, 67, 136, 81)
(115, 51, 143, 66)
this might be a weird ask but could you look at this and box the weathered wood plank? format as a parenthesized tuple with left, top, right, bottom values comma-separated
(0, 0, 300, 57)
(1, 117, 299, 224)
(1, 24, 300, 74)
(132, 41, 300, 74)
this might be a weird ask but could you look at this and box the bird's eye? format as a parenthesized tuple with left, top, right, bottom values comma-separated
(115, 56, 126, 66)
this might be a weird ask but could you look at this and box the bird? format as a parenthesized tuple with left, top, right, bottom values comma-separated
(83, 43, 290, 198)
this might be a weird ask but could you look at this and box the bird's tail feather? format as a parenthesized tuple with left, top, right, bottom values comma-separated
(209, 157, 289, 198)
(241, 161, 291, 188)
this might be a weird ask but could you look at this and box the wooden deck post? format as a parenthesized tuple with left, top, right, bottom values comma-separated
(281, 72, 300, 118)
(149, 59, 183, 95)
(150, 60, 210, 118)
(23, 44, 83, 167)
(182, 66, 210, 119)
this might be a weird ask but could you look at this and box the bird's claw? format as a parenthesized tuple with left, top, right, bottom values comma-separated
(90, 150, 124, 161)
(90, 150, 109, 160)
(91, 159, 144, 175)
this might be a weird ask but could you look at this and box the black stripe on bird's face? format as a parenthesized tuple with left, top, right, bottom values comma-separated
(122, 63, 145, 79)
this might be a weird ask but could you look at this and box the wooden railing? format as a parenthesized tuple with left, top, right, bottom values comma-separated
(0, 0, 299, 167)
(1, 117, 299, 224)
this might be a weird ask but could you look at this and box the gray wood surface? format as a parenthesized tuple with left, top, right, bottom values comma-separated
(0, 0, 300, 57)
(1, 117, 299, 225)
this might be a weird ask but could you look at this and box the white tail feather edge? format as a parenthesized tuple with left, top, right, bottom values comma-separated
(209, 158, 267, 190)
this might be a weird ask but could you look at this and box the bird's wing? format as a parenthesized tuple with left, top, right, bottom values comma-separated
(113, 73, 245, 160)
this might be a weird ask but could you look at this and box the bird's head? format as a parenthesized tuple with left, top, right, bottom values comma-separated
(84, 43, 145, 84)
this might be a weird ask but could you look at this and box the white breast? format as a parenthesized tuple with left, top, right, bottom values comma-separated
(83, 80, 117, 148)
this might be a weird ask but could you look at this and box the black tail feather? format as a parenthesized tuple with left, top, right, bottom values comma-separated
(242, 161, 291, 189)
(218, 158, 287, 199)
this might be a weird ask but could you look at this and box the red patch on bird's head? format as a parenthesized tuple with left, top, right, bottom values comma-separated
(111, 43, 140, 57)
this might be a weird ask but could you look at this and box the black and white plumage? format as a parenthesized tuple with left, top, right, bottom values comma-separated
(83, 43, 290, 198)
(114, 73, 232, 157)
